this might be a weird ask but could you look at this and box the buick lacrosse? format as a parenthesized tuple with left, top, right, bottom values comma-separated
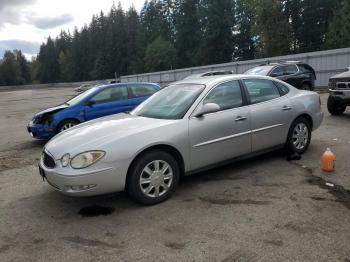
(39, 75, 323, 205)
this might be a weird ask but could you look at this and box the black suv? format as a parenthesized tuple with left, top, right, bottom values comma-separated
(244, 61, 316, 90)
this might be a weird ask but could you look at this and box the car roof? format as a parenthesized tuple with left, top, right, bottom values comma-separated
(96, 82, 160, 90)
(185, 71, 233, 79)
(172, 74, 278, 87)
(258, 61, 304, 67)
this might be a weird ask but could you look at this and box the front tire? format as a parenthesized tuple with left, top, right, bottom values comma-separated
(286, 117, 312, 154)
(327, 96, 346, 115)
(126, 151, 180, 205)
(57, 119, 80, 134)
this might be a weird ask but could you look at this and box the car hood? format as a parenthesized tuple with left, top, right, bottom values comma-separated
(330, 68, 350, 79)
(35, 104, 69, 117)
(45, 113, 178, 157)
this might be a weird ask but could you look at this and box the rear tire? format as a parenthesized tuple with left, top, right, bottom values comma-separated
(126, 151, 180, 205)
(286, 117, 312, 154)
(301, 83, 311, 90)
(327, 96, 346, 115)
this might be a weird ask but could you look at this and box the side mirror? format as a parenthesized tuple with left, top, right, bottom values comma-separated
(194, 103, 220, 117)
(86, 100, 95, 107)
(270, 72, 279, 77)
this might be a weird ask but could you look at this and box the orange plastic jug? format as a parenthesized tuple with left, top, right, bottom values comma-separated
(322, 148, 336, 172)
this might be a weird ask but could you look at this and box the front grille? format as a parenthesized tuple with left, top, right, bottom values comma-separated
(336, 82, 350, 89)
(43, 151, 56, 169)
(329, 78, 350, 89)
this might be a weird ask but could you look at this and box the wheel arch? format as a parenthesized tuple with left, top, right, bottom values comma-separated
(292, 113, 313, 130)
(126, 144, 186, 183)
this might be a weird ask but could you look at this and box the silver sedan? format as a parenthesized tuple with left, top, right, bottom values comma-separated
(39, 75, 323, 205)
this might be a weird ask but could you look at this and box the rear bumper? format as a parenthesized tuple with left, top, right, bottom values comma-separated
(313, 111, 324, 131)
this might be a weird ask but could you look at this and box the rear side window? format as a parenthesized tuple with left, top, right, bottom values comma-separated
(270, 66, 284, 77)
(243, 79, 280, 104)
(203, 80, 243, 111)
(298, 64, 312, 73)
(285, 65, 298, 75)
(129, 85, 158, 98)
(274, 81, 290, 96)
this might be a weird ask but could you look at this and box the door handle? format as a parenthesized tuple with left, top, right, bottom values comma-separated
(282, 106, 292, 111)
(235, 116, 247, 122)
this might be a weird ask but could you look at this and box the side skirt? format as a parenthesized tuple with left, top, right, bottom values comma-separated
(184, 145, 285, 176)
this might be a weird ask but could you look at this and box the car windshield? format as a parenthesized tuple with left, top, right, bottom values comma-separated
(245, 66, 274, 75)
(131, 84, 205, 120)
(65, 87, 99, 106)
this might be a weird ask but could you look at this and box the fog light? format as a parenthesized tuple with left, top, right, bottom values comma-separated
(70, 185, 96, 191)
(61, 154, 70, 167)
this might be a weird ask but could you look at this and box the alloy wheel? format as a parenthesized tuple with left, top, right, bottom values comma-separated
(60, 122, 76, 132)
(139, 160, 173, 198)
(292, 123, 309, 150)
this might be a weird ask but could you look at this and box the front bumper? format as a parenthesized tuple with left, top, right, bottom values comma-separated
(39, 161, 124, 197)
(329, 89, 350, 105)
(27, 122, 55, 140)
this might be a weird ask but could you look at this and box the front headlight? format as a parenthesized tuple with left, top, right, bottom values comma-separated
(70, 151, 105, 169)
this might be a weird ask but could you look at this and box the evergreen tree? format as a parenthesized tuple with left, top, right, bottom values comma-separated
(324, 0, 350, 49)
(144, 36, 177, 71)
(175, 0, 201, 67)
(0, 51, 21, 85)
(233, 0, 256, 60)
(37, 37, 60, 83)
(58, 50, 74, 82)
(297, 0, 341, 52)
(199, 0, 235, 64)
(125, 6, 142, 73)
(15, 50, 31, 84)
(141, 0, 172, 42)
(254, 0, 291, 57)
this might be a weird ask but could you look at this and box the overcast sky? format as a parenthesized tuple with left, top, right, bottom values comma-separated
(0, 0, 144, 59)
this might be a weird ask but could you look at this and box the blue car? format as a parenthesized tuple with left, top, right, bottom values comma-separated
(27, 82, 160, 139)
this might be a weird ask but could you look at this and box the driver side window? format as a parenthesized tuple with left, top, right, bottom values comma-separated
(92, 86, 128, 103)
(203, 81, 243, 111)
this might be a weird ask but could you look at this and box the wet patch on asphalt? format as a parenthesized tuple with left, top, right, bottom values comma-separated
(221, 250, 257, 262)
(0, 244, 10, 253)
(62, 236, 122, 249)
(164, 241, 186, 250)
(78, 206, 115, 217)
(262, 239, 284, 247)
(198, 196, 271, 205)
(289, 161, 350, 210)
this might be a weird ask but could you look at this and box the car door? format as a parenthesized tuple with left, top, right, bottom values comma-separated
(189, 80, 251, 170)
(127, 84, 159, 110)
(84, 85, 130, 121)
(242, 78, 293, 152)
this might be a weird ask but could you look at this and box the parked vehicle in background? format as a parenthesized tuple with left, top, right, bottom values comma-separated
(184, 71, 233, 80)
(327, 67, 350, 115)
(39, 75, 323, 205)
(244, 61, 316, 90)
(74, 83, 95, 92)
(27, 82, 160, 139)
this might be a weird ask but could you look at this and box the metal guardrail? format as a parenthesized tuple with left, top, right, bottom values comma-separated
(121, 47, 350, 88)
